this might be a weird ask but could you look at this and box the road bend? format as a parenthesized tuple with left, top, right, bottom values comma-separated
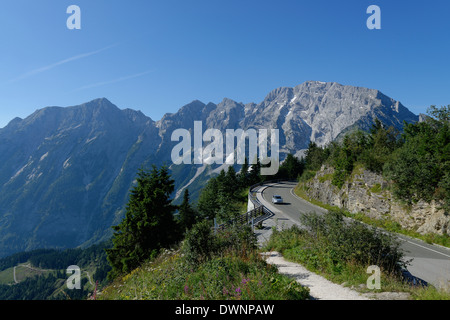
(253, 181, 450, 291)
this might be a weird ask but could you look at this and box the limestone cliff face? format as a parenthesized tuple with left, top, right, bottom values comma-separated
(303, 166, 449, 236)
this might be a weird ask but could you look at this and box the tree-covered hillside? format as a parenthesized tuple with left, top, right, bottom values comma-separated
(0, 241, 111, 300)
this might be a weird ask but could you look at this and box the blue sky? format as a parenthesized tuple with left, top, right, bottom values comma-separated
(0, 0, 449, 127)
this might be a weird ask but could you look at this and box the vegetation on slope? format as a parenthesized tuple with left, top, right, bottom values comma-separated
(99, 223, 309, 300)
(264, 208, 450, 300)
(99, 157, 311, 300)
(2, 105, 447, 300)
(301, 105, 449, 211)
(296, 106, 450, 245)
(0, 242, 111, 300)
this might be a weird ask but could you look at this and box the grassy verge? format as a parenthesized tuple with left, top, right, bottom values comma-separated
(99, 223, 310, 300)
(263, 207, 450, 300)
(99, 248, 309, 300)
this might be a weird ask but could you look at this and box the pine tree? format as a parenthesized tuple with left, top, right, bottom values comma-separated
(248, 157, 261, 185)
(178, 189, 197, 233)
(238, 157, 250, 187)
(106, 165, 179, 279)
(197, 177, 220, 220)
(223, 166, 238, 196)
(278, 153, 305, 180)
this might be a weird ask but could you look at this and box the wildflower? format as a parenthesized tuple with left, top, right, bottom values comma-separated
(235, 287, 241, 294)
(184, 285, 189, 294)
(222, 287, 229, 295)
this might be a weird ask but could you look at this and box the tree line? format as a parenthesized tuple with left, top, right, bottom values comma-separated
(0, 242, 111, 300)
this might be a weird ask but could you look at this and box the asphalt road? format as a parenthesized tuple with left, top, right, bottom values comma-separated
(257, 181, 450, 291)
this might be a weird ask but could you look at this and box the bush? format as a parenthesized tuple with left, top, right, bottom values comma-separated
(265, 208, 408, 283)
(299, 208, 407, 274)
(182, 220, 217, 265)
(100, 222, 310, 300)
(183, 220, 257, 267)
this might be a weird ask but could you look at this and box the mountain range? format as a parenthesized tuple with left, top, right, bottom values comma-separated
(0, 81, 419, 257)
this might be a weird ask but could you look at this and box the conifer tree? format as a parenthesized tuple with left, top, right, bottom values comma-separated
(197, 177, 220, 220)
(178, 189, 197, 233)
(248, 157, 261, 185)
(106, 165, 179, 279)
(277, 153, 305, 180)
(238, 157, 250, 187)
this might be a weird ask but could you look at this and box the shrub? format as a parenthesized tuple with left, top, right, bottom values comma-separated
(299, 208, 407, 275)
(182, 220, 217, 265)
(266, 208, 408, 284)
(183, 220, 258, 267)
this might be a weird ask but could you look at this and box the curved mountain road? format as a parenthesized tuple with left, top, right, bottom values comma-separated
(253, 181, 450, 291)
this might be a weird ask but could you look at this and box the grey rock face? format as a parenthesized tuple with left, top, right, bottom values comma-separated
(303, 166, 449, 236)
(0, 81, 419, 257)
(247, 81, 417, 149)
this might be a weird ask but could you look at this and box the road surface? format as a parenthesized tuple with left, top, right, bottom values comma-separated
(253, 181, 450, 291)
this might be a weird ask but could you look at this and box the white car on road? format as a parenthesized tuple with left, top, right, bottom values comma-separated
(271, 195, 283, 204)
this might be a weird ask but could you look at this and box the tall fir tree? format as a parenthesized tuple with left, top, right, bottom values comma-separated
(106, 165, 179, 279)
(238, 157, 250, 187)
(248, 157, 261, 185)
(197, 177, 220, 220)
(178, 189, 198, 233)
(277, 153, 305, 180)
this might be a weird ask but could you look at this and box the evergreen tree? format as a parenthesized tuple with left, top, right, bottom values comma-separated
(238, 157, 250, 187)
(384, 106, 449, 208)
(106, 165, 179, 279)
(222, 166, 238, 196)
(304, 141, 328, 171)
(248, 157, 261, 185)
(197, 177, 220, 220)
(277, 153, 305, 180)
(360, 119, 398, 173)
(178, 189, 197, 233)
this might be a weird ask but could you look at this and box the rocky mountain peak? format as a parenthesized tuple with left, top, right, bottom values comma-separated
(0, 81, 420, 257)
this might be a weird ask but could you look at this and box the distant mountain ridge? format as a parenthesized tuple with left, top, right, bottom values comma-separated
(0, 81, 419, 257)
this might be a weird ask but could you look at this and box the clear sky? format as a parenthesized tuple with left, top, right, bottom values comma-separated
(0, 0, 449, 127)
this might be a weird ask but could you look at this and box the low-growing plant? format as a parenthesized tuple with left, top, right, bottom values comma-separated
(299, 208, 408, 275)
(182, 220, 257, 267)
(182, 220, 217, 265)
(99, 223, 310, 300)
(264, 208, 413, 293)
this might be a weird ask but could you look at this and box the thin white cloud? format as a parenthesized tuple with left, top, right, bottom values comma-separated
(8, 44, 118, 83)
(71, 70, 154, 92)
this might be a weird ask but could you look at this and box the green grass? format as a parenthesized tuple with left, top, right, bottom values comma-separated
(237, 188, 250, 214)
(0, 267, 14, 285)
(99, 218, 310, 301)
(263, 213, 450, 300)
(13, 264, 54, 282)
(98, 247, 309, 300)
(318, 173, 333, 183)
(0, 263, 56, 285)
(370, 183, 382, 194)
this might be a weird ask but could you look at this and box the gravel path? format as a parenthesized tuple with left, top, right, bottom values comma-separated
(261, 252, 372, 300)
